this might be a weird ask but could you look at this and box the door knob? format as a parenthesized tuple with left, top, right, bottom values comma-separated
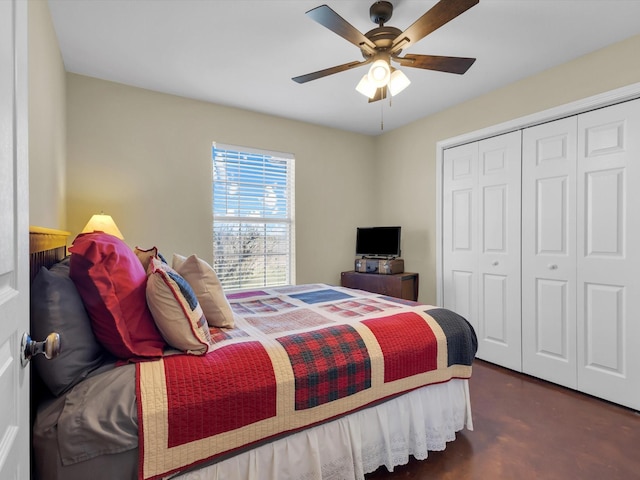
(20, 332, 61, 367)
(548, 264, 558, 270)
(492, 261, 499, 266)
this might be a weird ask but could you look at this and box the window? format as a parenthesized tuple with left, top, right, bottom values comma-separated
(212, 143, 295, 290)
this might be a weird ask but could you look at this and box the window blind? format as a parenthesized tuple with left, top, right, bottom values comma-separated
(212, 143, 295, 290)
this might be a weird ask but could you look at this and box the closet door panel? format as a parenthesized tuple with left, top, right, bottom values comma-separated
(443, 143, 479, 334)
(535, 279, 569, 355)
(585, 168, 624, 256)
(450, 270, 474, 322)
(482, 273, 507, 342)
(477, 131, 522, 371)
(584, 283, 624, 372)
(522, 117, 577, 387)
(577, 98, 640, 410)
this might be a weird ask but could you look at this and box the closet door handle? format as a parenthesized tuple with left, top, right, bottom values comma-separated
(548, 264, 558, 270)
(492, 261, 499, 266)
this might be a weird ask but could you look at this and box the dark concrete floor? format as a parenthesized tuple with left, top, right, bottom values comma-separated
(366, 360, 640, 480)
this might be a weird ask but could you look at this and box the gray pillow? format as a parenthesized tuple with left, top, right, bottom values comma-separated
(30, 259, 107, 396)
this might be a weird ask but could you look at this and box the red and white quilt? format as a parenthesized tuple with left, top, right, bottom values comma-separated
(136, 284, 477, 480)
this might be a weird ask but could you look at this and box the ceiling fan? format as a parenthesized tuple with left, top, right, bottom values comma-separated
(292, 0, 478, 102)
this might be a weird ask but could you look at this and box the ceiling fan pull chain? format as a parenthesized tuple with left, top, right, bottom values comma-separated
(380, 101, 384, 131)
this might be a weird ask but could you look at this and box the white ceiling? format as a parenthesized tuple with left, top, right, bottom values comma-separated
(48, 0, 640, 136)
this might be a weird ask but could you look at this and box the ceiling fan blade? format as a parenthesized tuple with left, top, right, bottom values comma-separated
(390, 0, 479, 53)
(368, 87, 387, 103)
(292, 59, 371, 84)
(306, 5, 377, 55)
(395, 54, 476, 74)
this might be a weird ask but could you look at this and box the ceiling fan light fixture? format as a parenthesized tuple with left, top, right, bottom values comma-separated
(356, 74, 377, 98)
(367, 58, 391, 88)
(389, 69, 411, 96)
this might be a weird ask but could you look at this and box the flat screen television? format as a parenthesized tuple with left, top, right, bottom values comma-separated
(356, 226, 401, 258)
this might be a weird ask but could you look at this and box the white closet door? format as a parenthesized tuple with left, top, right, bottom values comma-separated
(443, 132, 522, 370)
(476, 131, 522, 371)
(522, 117, 577, 387)
(443, 142, 479, 333)
(576, 98, 640, 410)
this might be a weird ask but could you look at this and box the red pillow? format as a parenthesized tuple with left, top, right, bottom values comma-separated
(69, 232, 166, 360)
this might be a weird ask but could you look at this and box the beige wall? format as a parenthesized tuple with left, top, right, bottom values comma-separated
(375, 33, 640, 303)
(65, 74, 377, 285)
(31, 0, 640, 300)
(28, 0, 66, 229)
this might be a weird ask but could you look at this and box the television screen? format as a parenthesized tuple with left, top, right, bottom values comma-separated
(356, 226, 401, 258)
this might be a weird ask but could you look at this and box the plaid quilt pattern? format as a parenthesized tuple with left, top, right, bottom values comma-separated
(319, 298, 401, 317)
(137, 285, 477, 480)
(245, 308, 333, 334)
(277, 324, 371, 410)
(208, 326, 249, 344)
(230, 296, 296, 315)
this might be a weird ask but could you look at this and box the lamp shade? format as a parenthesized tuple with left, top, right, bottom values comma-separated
(355, 74, 377, 98)
(367, 59, 391, 88)
(389, 69, 411, 96)
(81, 214, 124, 240)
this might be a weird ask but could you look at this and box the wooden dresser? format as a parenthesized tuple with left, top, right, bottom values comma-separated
(340, 271, 419, 301)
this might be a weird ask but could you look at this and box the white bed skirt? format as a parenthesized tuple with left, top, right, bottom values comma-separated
(173, 379, 472, 480)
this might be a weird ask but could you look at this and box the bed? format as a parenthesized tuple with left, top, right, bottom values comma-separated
(29, 227, 477, 480)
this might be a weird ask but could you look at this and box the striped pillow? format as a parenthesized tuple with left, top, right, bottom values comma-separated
(146, 257, 213, 355)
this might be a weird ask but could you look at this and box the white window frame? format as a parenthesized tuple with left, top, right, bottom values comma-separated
(212, 142, 295, 290)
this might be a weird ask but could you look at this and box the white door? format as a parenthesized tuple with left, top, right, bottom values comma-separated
(443, 131, 522, 371)
(0, 0, 30, 478)
(522, 117, 578, 387)
(576, 98, 640, 410)
(443, 142, 479, 332)
(476, 131, 522, 371)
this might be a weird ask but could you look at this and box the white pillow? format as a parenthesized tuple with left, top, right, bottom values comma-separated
(146, 256, 213, 355)
(172, 254, 235, 328)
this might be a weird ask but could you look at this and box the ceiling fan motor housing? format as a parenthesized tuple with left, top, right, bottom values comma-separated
(364, 2, 401, 57)
(370, 1, 393, 25)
